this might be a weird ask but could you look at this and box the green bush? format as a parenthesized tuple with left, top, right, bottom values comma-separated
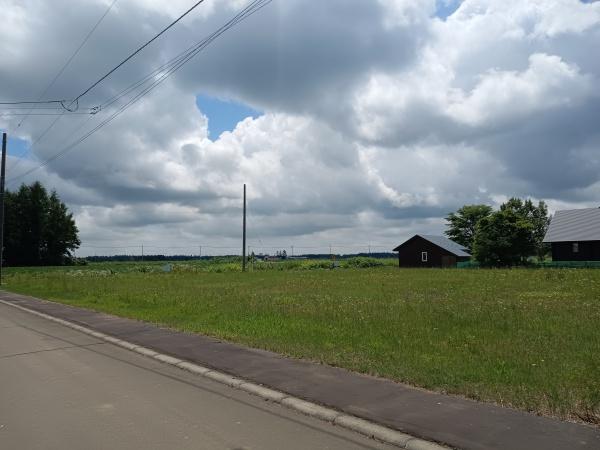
(341, 257, 386, 268)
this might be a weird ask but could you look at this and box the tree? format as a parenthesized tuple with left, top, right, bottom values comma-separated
(4, 182, 80, 266)
(499, 198, 550, 261)
(444, 204, 493, 253)
(44, 191, 81, 265)
(472, 197, 550, 266)
(472, 208, 536, 266)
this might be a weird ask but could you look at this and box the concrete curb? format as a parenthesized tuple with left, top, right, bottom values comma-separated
(0, 299, 451, 450)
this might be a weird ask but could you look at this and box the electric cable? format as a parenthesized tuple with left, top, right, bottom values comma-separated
(6, 0, 271, 185)
(12, 0, 118, 129)
(98, 0, 270, 110)
(5, 0, 117, 172)
(6, 0, 212, 177)
(71, 0, 207, 104)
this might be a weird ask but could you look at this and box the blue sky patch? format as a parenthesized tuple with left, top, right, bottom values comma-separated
(435, 0, 461, 19)
(0, 131, 29, 158)
(196, 95, 261, 140)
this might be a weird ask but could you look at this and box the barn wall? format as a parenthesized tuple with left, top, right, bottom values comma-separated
(396, 236, 464, 268)
(551, 241, 600, 261)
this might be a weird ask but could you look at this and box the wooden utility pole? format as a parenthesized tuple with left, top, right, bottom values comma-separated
(242, 184, 247, 272)
(0, 133, 7, 286)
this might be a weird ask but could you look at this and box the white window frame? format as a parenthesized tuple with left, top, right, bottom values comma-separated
(421, 251, 428, 262)
(572, 242, 579, 253)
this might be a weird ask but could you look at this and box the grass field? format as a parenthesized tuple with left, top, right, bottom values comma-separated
(3, 261, 599, 425)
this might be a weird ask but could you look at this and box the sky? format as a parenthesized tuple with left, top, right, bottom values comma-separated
(195, 95, 261, 140)
(0, 0, 599, 256)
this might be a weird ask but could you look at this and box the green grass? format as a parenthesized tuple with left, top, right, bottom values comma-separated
(3, 263, 600, 425)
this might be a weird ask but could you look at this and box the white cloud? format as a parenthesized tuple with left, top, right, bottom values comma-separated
(377, 0, 436, 27)
(446, 53, 593, 126)
(451, 0, 600, 39)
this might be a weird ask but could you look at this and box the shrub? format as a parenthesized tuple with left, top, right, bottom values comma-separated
(341, 257, 385, 268)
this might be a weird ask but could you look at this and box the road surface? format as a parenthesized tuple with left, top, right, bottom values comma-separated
(0, 302, 393, 450)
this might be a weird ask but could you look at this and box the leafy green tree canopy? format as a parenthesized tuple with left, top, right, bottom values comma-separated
(472, 208, 536, 266)
(472, 198, 549, 266)
(444, 204, 493, 253)
(499, 198, 550, 260)
(446, 198, 550, 266)
(4, 182, 80, 266)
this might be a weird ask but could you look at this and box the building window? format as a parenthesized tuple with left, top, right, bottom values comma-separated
(573, 242, 579, 253)
(421, 252, 428, 262)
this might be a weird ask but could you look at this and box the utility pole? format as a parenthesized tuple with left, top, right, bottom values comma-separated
(0, 133, 6, 286)
(242, 184, 247, 272)
(199, 245, 202, 259)
(141, 244, 144, 262)
(291, 245, 294, 257)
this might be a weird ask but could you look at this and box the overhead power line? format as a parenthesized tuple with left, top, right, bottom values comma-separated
(98, 0, 271, 110)
(6, 0, 272, 186)
(0, 105, 72, 110)
(6, 0, 206, 179)
(0, 112, 91, 117)
(4, 0, 117, 122)
(0, 100, 65, 106)
(72, 0, 206, 105)
(2, 0, 201, 112)
(5, 0, 118, 172)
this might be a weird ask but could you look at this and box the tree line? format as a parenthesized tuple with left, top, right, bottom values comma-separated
(445, 198, 550, 266)
(4, 182, 80, 266)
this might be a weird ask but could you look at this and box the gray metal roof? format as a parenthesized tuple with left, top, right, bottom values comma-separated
(543, 208, 600, 242)
(394, 234, 470, 256)
(419, 235, 471, 257)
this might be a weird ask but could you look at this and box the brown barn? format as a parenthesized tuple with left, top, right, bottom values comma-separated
(543, 208, 600, 261)
(393, 235, 471, 268)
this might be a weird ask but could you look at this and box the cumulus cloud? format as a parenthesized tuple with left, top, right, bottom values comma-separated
(446, 53, 593, 126)
(1, 0, 599, 255)
(377, 0, 436, 27)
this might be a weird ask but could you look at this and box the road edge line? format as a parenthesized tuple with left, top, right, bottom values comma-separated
(0, 298, 451, 450)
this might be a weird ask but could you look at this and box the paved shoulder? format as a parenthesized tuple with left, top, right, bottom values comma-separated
(0, 302, 393, 450)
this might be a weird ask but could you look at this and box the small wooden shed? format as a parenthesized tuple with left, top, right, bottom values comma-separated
(393, 234, 471, 268)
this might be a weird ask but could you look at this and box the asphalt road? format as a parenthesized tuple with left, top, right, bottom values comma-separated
(0, 303, 393, 450)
